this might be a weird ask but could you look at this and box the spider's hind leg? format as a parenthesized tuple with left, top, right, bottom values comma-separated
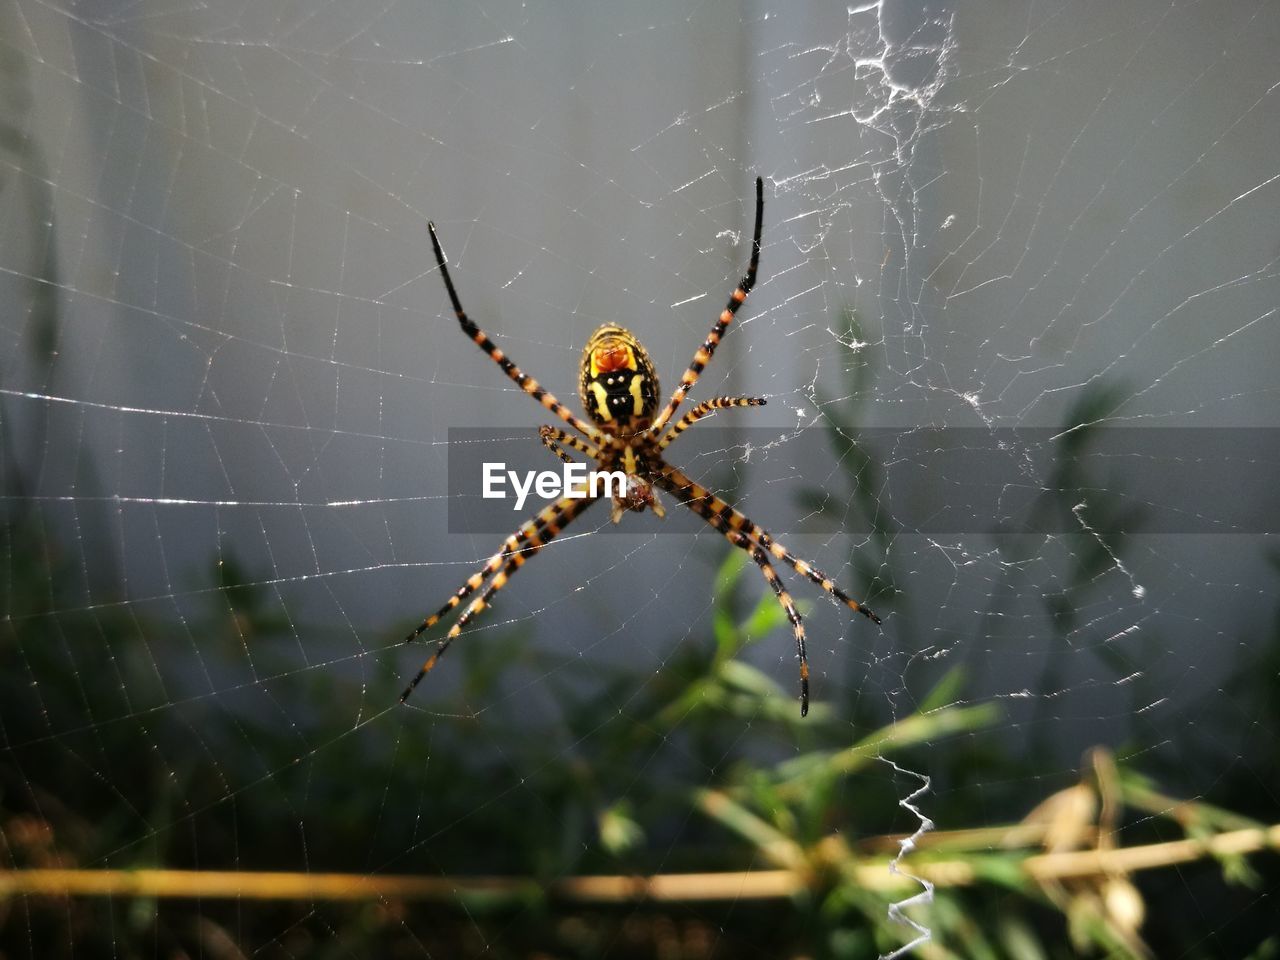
(427, 221, 605, 446)
(649, 177, 764, 434)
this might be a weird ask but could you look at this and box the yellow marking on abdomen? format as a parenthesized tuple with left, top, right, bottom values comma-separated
(629, 374, 644, 415)
(589, 382, 613, 421)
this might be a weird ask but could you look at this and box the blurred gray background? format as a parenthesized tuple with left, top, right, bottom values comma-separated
(2, 0, 1278, 769)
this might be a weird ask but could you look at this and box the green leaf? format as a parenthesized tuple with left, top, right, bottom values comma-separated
(597, 800, 645, 857)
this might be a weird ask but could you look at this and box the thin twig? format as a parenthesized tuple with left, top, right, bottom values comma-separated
(1, 823, 1275, 903)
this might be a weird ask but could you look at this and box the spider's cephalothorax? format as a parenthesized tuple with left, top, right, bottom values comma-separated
(578, 324, 659, 434)
(607, 438, 665, 523)
(406, 178, 881, 718)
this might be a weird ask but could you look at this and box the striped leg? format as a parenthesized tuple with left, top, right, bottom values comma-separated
(649, 177, 765, 434)
(725, 526, 810, 715)
(400, 495, 598, 702)
(402, 496, 582, 646)
(428, 222, 606, 446)
(539, 425, 602, 464)
(654, 462, 880, 625)
(658, 396, 767, 451)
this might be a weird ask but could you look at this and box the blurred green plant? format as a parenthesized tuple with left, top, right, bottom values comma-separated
(4, 512, 1279, 957)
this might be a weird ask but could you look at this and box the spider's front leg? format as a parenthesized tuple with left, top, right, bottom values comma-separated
(666, 487, 811, 714)
(400, 494, 597, 702)
(655, 462, 879, 623)
(652, 460, 879, 717)
(726, 526, 810, 715)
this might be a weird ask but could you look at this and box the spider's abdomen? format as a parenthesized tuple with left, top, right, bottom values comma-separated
(579, 324, 659, 432)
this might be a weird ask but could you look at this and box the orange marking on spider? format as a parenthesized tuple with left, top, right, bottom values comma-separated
(592, 342, 633, 373)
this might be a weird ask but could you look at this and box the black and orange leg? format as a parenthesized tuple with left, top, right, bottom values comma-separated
(539, 425, 602, 464)
(654, 462, 880, 624)
(657, 396, 767, 451)
(428, 222, 606, 446)
(751, 532, 879, 623)
(402, 495, 583, 648)
(724, 526, 810, 715)
(649, 177, 765, 434)
(400, 495, 598, 702)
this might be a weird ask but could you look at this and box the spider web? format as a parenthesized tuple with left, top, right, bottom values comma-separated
(2, 0, 1278, 956)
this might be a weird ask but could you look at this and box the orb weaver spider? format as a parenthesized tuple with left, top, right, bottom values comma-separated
(401, 178, 880, 716)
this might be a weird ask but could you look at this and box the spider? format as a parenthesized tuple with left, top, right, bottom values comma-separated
(401, 178, 879, 717)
